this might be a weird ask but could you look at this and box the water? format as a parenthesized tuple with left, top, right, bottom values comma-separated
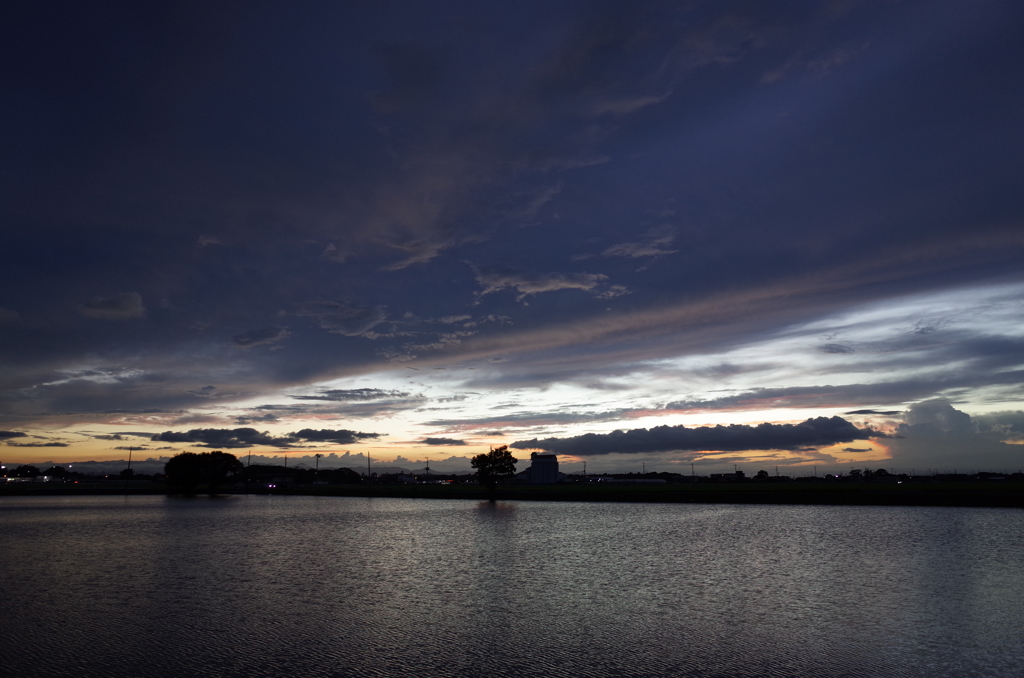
(1, 496, 1022, 678)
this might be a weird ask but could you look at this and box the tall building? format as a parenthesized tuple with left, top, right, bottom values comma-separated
(528, 452, 559, 484)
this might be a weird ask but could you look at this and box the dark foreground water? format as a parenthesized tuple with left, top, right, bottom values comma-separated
(1, 496, 1022, 678)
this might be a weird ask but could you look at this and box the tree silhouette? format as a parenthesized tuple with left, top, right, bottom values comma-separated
(471, 445, 518, 490)
(11, 465, 40, 478)
(204, 450, 244, 493)
(165, 451, 243, 494)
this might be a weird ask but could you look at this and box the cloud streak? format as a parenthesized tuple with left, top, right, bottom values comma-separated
(422, 437, 467, 446)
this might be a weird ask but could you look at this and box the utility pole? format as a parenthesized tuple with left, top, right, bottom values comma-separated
(315, 453, 323, 478)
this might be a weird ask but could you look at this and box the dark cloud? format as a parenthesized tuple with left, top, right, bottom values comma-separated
(512, 417, 880, 456)
(151, 425, 381, 448)
(235, 414, 279, 425)
(290, 429, 382, 445)
(78, 293, 145, 319)
(435, 394, 469, 403)
(187, 386, 219, 397)
(427, 408, 637, 430)
(844, 410, 902, 416)
(886, 402, 1024, 471)
(7, 441, 69, 447)
(842, 447, 872, 453)
(290, 388, 410, 402)
(248, 394, 426, 421)
(151, 428, 296, 449)
(900, 400, 976, 436)
(876, 402, 1024, 470)
(0, 431, 27, 439)
(254, 405, 308, 412)
(422, 437, 467, 446)
(974, 411, 1024, 437)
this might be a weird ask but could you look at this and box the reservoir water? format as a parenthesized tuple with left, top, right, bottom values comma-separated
(1, 495, 1022, 677)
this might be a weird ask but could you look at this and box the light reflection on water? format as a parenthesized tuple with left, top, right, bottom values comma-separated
(2, 496, 1022, 677)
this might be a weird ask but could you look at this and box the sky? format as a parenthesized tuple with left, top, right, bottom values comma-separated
(2, 0, 1024, 476)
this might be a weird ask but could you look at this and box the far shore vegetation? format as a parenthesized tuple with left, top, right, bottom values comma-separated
(2, 451, 1023, 508)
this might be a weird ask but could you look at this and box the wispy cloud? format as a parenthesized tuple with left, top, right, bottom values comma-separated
(233, 326, 290, 349)
(471, 264, 609, 301)
(297, 301, 387, 337)
(78, 293, 145, 319)
(601, 225, 677, 259)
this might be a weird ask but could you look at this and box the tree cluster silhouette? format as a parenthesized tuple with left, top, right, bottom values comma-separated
(164, 451, 244, 494)
(471, 445, 518, 490)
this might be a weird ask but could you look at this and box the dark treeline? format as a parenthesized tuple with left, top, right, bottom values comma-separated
(5, 455, 1023, 503)
(163, 452, 364, 494)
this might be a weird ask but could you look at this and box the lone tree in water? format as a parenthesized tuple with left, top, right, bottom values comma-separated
(471, 445, 518, 490)
(164, 450, 243, 494)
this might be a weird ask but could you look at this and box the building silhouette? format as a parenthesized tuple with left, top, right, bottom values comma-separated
(515, 452, 561, 484)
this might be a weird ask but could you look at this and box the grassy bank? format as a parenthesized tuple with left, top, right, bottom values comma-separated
(5, 480, 1021, 508)
(288, 480, 1024, 508)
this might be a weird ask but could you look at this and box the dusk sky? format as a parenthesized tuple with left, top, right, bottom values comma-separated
(3, 0, 1024, 475)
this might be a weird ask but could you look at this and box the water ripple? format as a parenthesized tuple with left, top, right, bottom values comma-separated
(1, 496, 1022, 677)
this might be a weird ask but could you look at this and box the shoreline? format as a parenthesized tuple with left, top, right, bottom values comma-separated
(2, 481, 1023, 508)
